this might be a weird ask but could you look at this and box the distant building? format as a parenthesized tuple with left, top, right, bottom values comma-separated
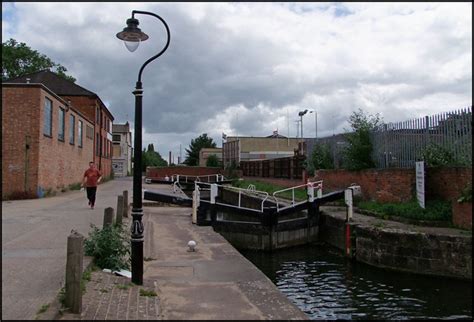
(112, 122, 133, 177)
(199, 148, 222, 167)
(2, 83, 94, 199)
(222, 133, 301, 168)
(4, 70, 114, 177)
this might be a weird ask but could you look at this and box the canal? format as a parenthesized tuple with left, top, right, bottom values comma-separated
(240, 244, 472, 320)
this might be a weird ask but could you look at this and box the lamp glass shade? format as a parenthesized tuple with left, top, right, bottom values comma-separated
(124, 40, 140, 52)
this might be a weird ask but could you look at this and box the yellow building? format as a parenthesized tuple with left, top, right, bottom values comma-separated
(222, 134, 301, 168)
(199, 148, 223, 167)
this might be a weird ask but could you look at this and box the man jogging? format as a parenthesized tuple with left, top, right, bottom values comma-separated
(82, 161, 102, 209)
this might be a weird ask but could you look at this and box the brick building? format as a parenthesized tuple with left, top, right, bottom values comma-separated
(2, 83, 94, 199)
(4, 70, 114, 177)
(112, 122, 133, 177)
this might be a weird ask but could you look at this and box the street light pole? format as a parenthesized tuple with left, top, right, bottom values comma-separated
(309, 110, 317, 139)
(117, 10, 170, 285)
(298, 109, 308, 139)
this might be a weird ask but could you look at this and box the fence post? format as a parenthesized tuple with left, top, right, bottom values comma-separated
(116, 195, 124, 226)
(103, 207, 114, 227)
(65, 230, 84, 313)
(192, 183, 200, 224)
(123, 190, 129, 218)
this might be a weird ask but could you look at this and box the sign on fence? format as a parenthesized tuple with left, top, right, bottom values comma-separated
(416, 161, 425, 209)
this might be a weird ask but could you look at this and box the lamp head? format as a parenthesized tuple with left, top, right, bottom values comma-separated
(116, 17, 149, 52)
(298, 109, 308, 116)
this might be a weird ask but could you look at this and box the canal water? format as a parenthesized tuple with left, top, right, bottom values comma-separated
(240, 244, 472, 320)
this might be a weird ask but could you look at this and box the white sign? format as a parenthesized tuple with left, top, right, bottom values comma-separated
(416, 161, 425, 209)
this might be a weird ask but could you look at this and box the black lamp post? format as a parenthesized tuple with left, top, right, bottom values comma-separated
(116, 10, 170, 285)
(298, 109, 308, 138)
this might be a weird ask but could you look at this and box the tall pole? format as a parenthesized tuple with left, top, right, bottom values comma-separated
(315, 111, 317, 139)
(300, 115, 304, 139)
(131, 80, 144, 285)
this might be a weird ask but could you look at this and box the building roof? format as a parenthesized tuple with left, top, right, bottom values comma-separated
(3, 69, 114, 120)
(112, 122, 130, 133)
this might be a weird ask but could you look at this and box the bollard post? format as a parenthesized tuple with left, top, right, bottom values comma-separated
(103, 207, 114, 227)
(65, 230, 84, 313)
(210, 183, 218, 223)
(116, 195, 124, 226)
(123, 190, 129, 217)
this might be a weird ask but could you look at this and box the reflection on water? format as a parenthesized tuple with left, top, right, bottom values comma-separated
(240, 245, 472, 320)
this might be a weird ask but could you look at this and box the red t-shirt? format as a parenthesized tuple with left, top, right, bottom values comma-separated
(84, 169, 102, 187)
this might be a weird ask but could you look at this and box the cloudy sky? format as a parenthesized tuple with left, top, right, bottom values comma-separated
(2, 2, 472, 161)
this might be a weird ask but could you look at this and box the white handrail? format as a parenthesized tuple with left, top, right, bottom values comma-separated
(272, 181, 323, 212)
(198, 182, 269, 212)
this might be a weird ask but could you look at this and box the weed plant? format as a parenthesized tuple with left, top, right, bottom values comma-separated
(358, 199, 452, 221)
(84, 223, 130, 271)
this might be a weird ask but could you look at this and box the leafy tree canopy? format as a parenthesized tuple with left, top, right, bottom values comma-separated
(185, 133, 216, 166)
(342, 108, 382, 171)
(142, 144, 167, 169)
(206, 154, 220, 167)
(307, 142, 334, 175)
(2, 38, 76, 82)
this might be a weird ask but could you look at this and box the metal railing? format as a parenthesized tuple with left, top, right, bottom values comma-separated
(272, 180, 323, 212)
(171, 174, 226, 183)
(196, 182, 269, 212)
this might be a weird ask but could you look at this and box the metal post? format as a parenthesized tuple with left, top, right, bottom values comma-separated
(131, 81, 144, 285)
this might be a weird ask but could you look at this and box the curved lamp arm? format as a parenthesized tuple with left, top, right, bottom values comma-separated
(132, 10, 171, 84)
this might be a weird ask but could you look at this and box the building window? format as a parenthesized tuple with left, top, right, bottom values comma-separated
(69, 115, 75, 144)
(78, 120, 83, 147)
(58, 108, 65, 141)
(43, 97, 52, 137)
(86, 125, 94, 139)
(96, 107, 100, 123)
(113, 134, 121, 142)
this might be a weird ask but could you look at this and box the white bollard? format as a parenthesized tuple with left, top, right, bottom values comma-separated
(344, 189, 353, 221)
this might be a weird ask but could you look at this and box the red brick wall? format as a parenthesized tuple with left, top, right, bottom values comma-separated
(312, 167, 472, 203)
(147, 166, 225, 178)
(37, 91, 94, 194)
(2, 86, 94, 198)
(2, 87, 41, 197)
(425, 167, 472, 202)
(64, 96, 112, 178)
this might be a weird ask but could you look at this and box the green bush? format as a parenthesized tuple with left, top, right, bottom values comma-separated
(358, 199, 452, 221)
(84, 223, 130, 270)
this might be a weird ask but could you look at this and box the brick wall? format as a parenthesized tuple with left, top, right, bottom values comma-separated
(147, 166, 225, 178)
(2, 87, 41, 198)
(64, 95, 112, 178)
(312, 167, 472, 203)
(313, 168, 415, 202)
(2, 85, 94, 198)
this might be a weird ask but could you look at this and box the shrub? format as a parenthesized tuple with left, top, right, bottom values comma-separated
(84, 223, 130, 270)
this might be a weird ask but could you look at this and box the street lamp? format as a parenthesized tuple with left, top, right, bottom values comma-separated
(298, 109, 308, 138)
(116, 10, 170, 285)
(309, 110, 317, 139)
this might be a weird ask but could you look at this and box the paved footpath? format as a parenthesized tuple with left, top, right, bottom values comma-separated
(58, 191, 309, 320)
(2, 177, 132, 320)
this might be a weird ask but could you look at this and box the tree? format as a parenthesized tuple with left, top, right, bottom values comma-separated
(206, 154, 219, 167)
(307, 143, 334, 175)
(342, 108, 381, 170)
(184, 133, 216, 166)
(2, 38, 76, 82)
(142, 144, 167, 170)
